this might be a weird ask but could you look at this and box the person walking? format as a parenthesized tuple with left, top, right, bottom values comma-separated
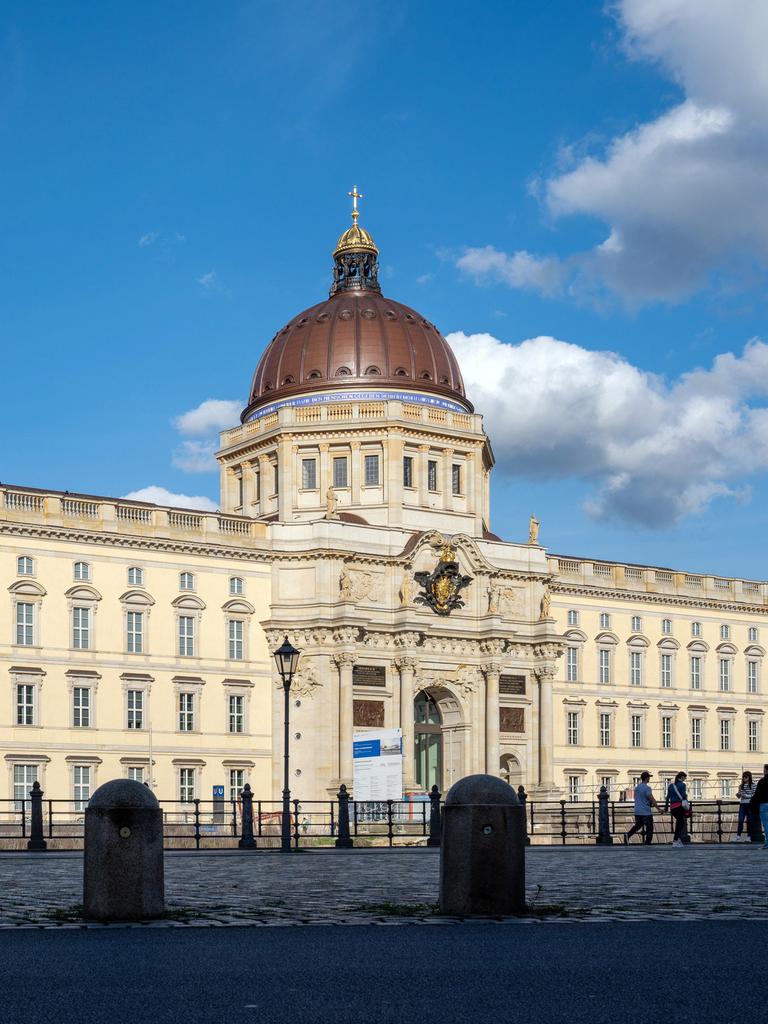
(623, 771, 660, 845)
(748, 764, 768, 849)
(667, 771, 690, 847)
(733, 771, 756, 842)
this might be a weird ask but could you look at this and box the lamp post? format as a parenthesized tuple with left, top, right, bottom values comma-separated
(273, 635, 301, 852)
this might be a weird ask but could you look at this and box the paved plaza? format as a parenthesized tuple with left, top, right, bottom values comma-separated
(1, 844, 766, 928)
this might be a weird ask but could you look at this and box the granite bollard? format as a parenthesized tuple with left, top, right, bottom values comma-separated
(439, 774, 525, 916)
(83, 779, 165, 921)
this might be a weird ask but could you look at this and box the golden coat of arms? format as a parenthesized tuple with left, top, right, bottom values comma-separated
(414, 543, 472, 616)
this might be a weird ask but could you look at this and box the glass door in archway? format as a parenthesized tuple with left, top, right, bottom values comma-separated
(414, 691, 443, 791)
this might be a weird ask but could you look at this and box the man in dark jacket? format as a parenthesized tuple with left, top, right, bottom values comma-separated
(748, 764, 768, 849)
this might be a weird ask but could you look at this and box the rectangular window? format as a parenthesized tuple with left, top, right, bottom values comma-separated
(720, 624, 730, 640)
(748, 661, 758, 694)
(662, 619, 672, 635)
(600, 776, 613, 797)
(255, 470, 261, 502)
(691, 778, 703, 800)
(691, 621, 702, 637)
(690, 656, 701, 690)
(403, 456, 414, 488)
(74, 562, 90, 581)
(127, 611, 144, 654)
(566, 711, 579, 745)
(332, 457, 348, 488)
(13, 764, 38, 810)
(16, 684, 35, 726)
(364, 454, 379, 486)
(748, 626, 759, 642)
(599, 649, 611, 684)
(229, 768, 245, 803)
(228, 619, 244, 660)
(15, 603, 34, 646)
(73, 687, 90, 728)
(179, 767, 195, 802)
(599, 713, 611, 747)
(661, 716, 672, 749)
(719, 719, 731, 751)
(566, 647, 578, 682)
(127, 690, 144, 730)
(73, 766, 91, 811)
(228, 694, 244, 734)
(178, 616, 195, 657)
(237, 474, 244, 508)
(127, 766, 145, 783)
(567, 610, 579, 626)
(631, 714, 642, 748)
(630, 651, 642, 686)
(691, 717, 702, 750)
(661, 654, 672, 688)
(599, 613, 611, 629)
(301, 458, 317, 490)
(72, 607, 90, 649)
(631, 616, 642, 632)
(719, 658, 731, 691)
(452, 464, 462, 495)
(748, 720, 759, 753)
(720, 778, 733, 799)
(178, 692, 195, 732)
(273, 462, 279, 495)
(427, 459, 438, 491)
(567, 776, 581, 803)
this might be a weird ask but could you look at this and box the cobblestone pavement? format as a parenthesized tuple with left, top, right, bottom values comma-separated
(1, 845, 766, 928)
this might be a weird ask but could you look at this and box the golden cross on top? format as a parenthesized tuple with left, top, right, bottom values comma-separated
(348, 184, 363, 221)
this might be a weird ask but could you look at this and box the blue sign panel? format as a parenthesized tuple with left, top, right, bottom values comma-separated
(212, 785, 225, 799)
(353, 739, 381, 759)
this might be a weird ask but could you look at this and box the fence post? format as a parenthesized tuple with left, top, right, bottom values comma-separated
(292, 799, 301, 849)
(560, 799, 567, 845)
(596, 786, 613, 845)
(238, 784, 257, 849)
(335, 784, 354, 849)
(716, 799, 723, 843)
(427, 784, 441, 847)
(193, 798, 201, 849)
(517, 786, 531, 846)
(27, 781, 47, 852)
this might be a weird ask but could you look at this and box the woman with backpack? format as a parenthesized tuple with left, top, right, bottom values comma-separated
(667, 771, 690, 847)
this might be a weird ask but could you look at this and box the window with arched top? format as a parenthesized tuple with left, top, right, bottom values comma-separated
(17, 556, 35, 576)
(307, 370, 323, 380)
(73, 561, 91, 582)
(394, 367, 408, 376)
(335, 366, 351, 376)
(419, 371, 432, 380)
(179, 572, 196, 592)
(229, 577, 245, 596)
(127, 566, 144, 586)
(282, 375, 295, 385)
(364, 366, 381, 375)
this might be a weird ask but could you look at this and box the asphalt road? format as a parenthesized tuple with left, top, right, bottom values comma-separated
(1, 921, 760, 1024)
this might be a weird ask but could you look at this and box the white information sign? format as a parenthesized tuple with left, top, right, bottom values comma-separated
(352, 728, 403, 801)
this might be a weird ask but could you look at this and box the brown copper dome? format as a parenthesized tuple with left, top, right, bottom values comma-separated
(242, 291, 470, 421)
(242, 195, 471, 421)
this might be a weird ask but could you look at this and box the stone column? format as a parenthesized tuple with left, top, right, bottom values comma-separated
(258, 454, 271, 513)
(535, 664, 556, 790)
(395, 657, 418, 791)
(418, 444, 430, 506)
(224, 467, 239, 513)
(241, 460, 255, 513)
(482, 663, 501, 775)
(442, 448, 454, 510)
(277, 437, 293, 522)
(334, 652, 357, 787)
(319, 444, 330, 506)
(386, 433, 404, 527)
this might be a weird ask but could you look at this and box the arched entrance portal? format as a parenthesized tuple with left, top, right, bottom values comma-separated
(413, 688, 466, 793)
(500, 753, 523, 790)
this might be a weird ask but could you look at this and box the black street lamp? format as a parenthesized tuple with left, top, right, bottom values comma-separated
(273, 635, 301, 852)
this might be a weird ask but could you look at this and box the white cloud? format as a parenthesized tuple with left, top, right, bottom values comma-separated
(172, 440, 217, 473)
(174, 399, 241, 436)
(121, 486, 217, 512)
(456, 246, 565, 296)
(448, 329, 768, 527)
(138, 231, 158, 248)
(197, 271, 218, 289)
(459, 0, 768, 304)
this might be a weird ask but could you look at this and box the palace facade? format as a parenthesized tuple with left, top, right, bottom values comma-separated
(1, 200, 765, 807)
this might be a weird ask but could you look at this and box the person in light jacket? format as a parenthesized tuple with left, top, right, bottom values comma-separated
(733, 771, 756, 842)
(667, 771, 689, 847)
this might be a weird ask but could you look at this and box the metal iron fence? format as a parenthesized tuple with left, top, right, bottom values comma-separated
(0, 785, 763, 851)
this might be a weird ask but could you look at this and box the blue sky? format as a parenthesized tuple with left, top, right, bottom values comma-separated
(2, 1, 768, 576)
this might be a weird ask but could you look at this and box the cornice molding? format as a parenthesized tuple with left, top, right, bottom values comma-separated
(552, 581, 768, 615)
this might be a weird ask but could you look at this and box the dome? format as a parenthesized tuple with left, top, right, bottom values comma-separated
(241, 190, 471, 421)
(242, 291, 470, 420)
